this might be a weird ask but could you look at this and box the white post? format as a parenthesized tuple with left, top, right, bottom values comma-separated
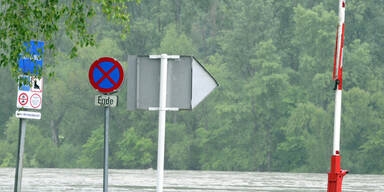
(333, 90, 342, 155)
(157, 54, 167, 192)
(149, 54, 179, 192)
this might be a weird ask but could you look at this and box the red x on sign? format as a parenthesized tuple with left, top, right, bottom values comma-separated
(95, 64, 118, 86)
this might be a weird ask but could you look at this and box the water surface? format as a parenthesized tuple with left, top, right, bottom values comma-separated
(0, 168, 383, 191)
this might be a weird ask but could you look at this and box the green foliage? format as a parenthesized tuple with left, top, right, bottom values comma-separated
(0, 67, 16, 128)
(153, 23, 197, 55)
(292, 4, 336, 86)
(278, 103, 331, 172)
(77, 127, 104, 168)
(166, 123, 192, 170)
(344, 39, 372, 90)
(0, 116, 60, 168)
(115, 127, 153, 168)
(0, 0, 137, 78)
(0, 0, 383, 174)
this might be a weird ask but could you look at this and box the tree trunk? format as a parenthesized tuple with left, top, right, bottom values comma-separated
(50, 111, 66, 147)
(266, 125, 271, 171)
(51, 120, 59, 146)
(174, 0, 181, 32)
(209, 0, 218, 36)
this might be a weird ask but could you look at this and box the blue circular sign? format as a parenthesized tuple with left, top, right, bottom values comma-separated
(89, 57, 124, 93)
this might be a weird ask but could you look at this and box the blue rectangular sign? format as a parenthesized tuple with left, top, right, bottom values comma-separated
(18, 41, 44, 75)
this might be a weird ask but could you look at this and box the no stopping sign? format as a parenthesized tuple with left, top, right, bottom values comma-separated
(89, 57, 124, 93)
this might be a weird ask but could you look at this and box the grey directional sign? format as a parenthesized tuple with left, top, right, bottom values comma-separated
(127, 55, 218, 110)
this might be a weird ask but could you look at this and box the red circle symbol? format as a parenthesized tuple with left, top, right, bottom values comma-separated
(89, 57, 124, 93)
(18, 93, 28, 105)
(30, 93, 42, 108)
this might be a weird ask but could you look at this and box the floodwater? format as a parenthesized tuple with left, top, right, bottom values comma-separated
(0, 168, 384, 191)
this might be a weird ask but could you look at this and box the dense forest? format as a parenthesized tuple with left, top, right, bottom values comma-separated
(1, 0, 384, 174)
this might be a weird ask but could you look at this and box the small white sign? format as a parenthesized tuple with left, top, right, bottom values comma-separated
(16, 76, 43, 110)
(15, 111, 41, 120)
(17, 91, 43, 110)
(95, 95, 118, 107)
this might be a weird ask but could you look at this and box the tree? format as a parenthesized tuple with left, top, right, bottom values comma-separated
(343, 39, 373, 90)
(115, 127, 153, 168)
(77, 126, 104, 168)
(0, 116, 58, 168)
(153, 23, 198, 55)
(0, 0, 136, 78)
(0, 67, 16, 128)
(340, 88, 378, 172)
(292, 4, 337, 88)
(278, 103, 331, 172)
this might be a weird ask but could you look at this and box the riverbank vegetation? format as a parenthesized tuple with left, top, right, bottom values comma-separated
(1, 0, 384, 174)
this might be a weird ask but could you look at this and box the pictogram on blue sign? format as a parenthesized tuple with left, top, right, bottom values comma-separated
(18, 41, 44, 75)
(18, 76, 31, 91)
(89, 57, 124, 93)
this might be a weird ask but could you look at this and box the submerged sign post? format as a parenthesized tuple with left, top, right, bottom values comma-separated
(89, 57, 124, 192)
(127, 54, 218, 192)
(14, 40, 44, 192)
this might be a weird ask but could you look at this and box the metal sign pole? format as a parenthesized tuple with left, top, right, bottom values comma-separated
(14, 118, 26, 192)
(103, 106, 110, 192)
(148, 54, 179, 192)
(157, 54, 168, 192)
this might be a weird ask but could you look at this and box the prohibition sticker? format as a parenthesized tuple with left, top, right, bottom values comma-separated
(18, 93, 28, 106)
(30, 93, 42, 109)
(89, 57, 124, 93)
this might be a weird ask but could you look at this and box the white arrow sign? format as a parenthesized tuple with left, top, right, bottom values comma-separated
(127, 55, 218, 110)
(191, 58, 218, 108)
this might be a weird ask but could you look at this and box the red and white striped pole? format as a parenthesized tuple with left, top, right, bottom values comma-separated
(328, 0, 349, 191)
